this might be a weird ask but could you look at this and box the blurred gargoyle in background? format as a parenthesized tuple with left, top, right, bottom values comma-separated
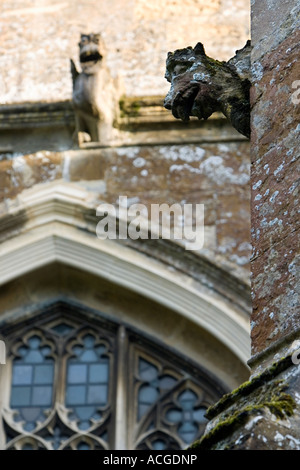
(71, 33, 118, 146)
(164, 40, 251, 138)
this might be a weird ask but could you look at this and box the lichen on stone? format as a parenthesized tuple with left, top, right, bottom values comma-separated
(190, 379, 296, 450)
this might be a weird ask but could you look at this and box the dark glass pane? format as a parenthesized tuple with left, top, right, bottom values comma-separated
(178, 422, 197, 444)
(11, 387, 31, 407)
(180, 421, 196, 432)
(51, 323, 73, 336)
(24, 422, 36, 432)
(92, 411, 102, 421)
(66, 385, 86, 405)
(21, 407, 41, 422)
(67, 364, 87, 384)
(152, 439, 166, 450)
(33, 365, 54, 384)
(24, 350, 44, 364)
(159, 375, 177, 390)
(41, 347, 51, 356)
(89, 363, 108, 383)
(179, 389, 197, 402)
(166, 408, 181, 423)
(183, 410, 192, 421)
(22, 444, 34, 450)
(87, 385, 107, 405)
(139, 359, 158, 382)
(181, 400, 194, 411)
(80, 350, 98, 362)
(65, 336, 110, 429)
(11, 335, 54, 432)
(17, 347, 28, 357)
(95, 345, 106, 356)
(78, 421, 90, 431)
(32, 386, 52, 406)
(27, 337, 40, 349)
(75, 406, 94, 420)
(77, 442, 90, 450)
(139, 385, 159, 404)
(14, 414, 23, 422)
(193, 407, 207, 423)
(12, 365, 33, 385)
(178, 390, 197, 410)
(73, 346, 83, 356)
(83, 335, 95, 348)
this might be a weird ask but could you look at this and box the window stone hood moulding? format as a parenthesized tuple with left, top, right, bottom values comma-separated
(0, 182, 250, 364)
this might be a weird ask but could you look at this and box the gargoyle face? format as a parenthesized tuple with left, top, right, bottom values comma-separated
(79, 33, 103, 64)
(164, 43, 220, 122)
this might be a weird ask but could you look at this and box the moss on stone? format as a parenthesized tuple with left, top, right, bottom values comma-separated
(206, 354, 293, 420)
(119, 97, 141, 117)
(190, 379, 296, 450)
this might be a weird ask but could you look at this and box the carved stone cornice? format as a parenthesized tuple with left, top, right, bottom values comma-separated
(0, 101, 75, 130)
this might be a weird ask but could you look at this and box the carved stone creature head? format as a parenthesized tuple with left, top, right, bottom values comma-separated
(164, 43, 218, 122)
(164, 41, 251, 138)
(78, 33, 104, 73)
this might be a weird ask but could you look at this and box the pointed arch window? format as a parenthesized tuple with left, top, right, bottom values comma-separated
(0, 303, 225, 450)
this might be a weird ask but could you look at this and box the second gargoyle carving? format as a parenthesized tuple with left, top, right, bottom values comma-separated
(71, 33, 117, 146)
(164, 41, 251, 138)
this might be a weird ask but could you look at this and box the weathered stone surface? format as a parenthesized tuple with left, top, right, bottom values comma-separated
(0, 0, 250, 103)
(0, 139, 251, 282)
(251, 0, 300, 63)
(191, 355, 300, 450)
(0, 152, 63, 201)
(164, 41, 251, 137)
(172, 0, 300, 452)
(250, 27, 300, 357)
(0, 1, 254, 451)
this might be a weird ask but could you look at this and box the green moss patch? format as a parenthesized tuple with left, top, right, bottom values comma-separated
(190, 379, 296, 450)
(206, 355, 293, 420)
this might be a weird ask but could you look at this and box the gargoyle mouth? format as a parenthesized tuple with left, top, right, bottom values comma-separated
(80, 51, 102, 63)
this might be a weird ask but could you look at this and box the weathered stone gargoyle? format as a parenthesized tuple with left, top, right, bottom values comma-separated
(164, 41, 251, 138)
(71, 33, 117, 145)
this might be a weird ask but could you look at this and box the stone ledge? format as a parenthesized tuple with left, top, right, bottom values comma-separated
(0, 97, 247, 136)
(189, 353, 300, 450)
(0, 97, 247, 153)
(0, 101, 75, 130)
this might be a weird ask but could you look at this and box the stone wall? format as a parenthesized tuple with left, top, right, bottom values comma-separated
(190, 0, 300, 451)
(0, 132, 251, 283)
(0, 0, 250, 103)
(0, 0, 252, 281)
(250, 0, 300, 358)
(0, 1, 253, 438)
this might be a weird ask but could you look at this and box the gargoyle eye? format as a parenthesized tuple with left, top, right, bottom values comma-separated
(80, 36, 89, 45)
(174, 65, 187, 75)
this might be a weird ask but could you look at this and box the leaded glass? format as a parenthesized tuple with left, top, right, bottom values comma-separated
(50, 323, 74, 336)
(65, 334, 110, 430)
(10, 335, 54, 431)
(137, 358, 178, 420)
(163, 389, 208, 445)
(2, 306, 223, 451)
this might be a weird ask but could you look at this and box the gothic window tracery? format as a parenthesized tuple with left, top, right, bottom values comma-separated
(0, 304, 225, 450)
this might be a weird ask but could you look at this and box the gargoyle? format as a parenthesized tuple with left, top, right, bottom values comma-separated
(164, 41, 251, 138)
(71, 33, 117, 145)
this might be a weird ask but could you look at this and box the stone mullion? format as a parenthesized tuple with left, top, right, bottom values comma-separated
(113, 325, 129, 450)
